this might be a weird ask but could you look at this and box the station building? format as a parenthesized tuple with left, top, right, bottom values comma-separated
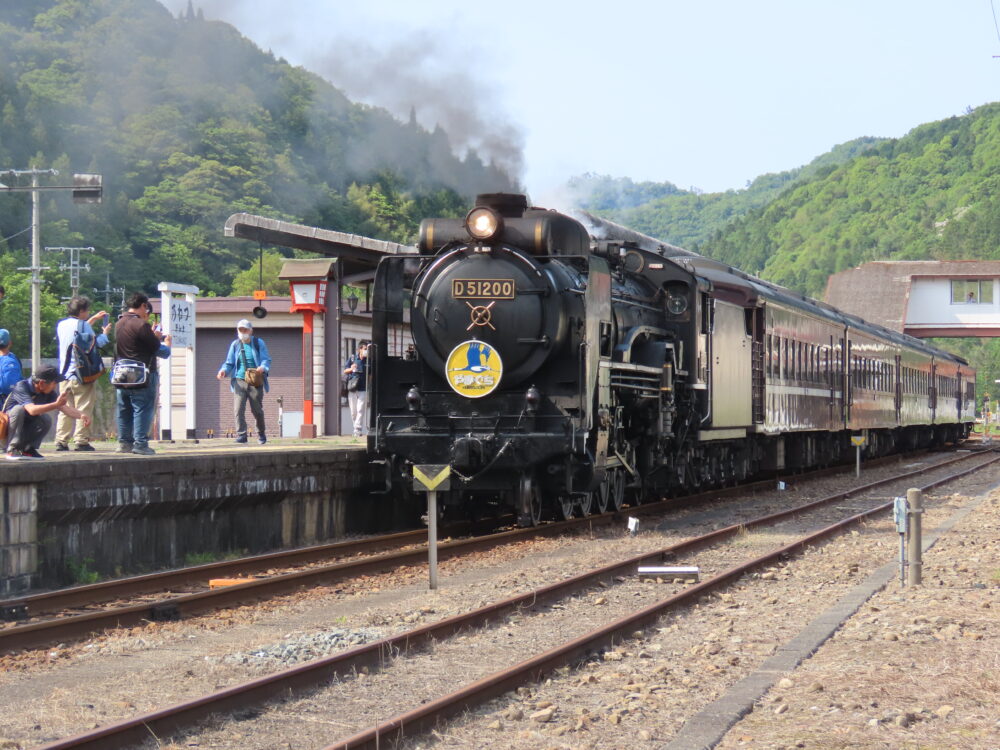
(823, 260, 1000, 338)
(150, 293, 379, 438)
(146, 212, 417, 439)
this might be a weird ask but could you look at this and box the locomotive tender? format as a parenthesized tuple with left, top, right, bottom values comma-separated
(369, 194, 975, 525)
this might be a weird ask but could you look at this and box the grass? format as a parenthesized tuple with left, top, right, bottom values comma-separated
(67, 557, 101, 585)
(183, 549, 248, 566)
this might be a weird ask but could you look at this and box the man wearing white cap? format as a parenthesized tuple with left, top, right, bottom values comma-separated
(217, 319, 271, 444)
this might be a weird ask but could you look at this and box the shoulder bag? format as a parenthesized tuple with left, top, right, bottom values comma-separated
(240, 342, 264, 388)
(110, 358, 149, 388)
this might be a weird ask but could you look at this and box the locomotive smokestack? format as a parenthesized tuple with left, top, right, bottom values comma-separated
(475, 193, 528, 218)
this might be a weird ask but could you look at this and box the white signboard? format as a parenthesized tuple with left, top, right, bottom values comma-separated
(158, 282, 199, 441)
(169, 298, 194, 348)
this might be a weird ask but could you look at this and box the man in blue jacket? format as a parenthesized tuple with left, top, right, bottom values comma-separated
(0, 329, 23, 405)
(217, 319, 271, 444)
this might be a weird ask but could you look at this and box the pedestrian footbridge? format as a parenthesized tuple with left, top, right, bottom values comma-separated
(824, 260, 1000, 337)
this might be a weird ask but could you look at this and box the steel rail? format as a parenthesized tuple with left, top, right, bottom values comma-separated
(329, 452, 1000, 749)
(34, 451, 998, 750)
(0, 453, 956, 654)
(0, 449, 974, 654)
(0, 528, 432, 618)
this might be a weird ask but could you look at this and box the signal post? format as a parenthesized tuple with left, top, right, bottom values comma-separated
(412, 464, 452, 590)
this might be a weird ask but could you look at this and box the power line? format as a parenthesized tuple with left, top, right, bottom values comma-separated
(992, 0, 1000, 49)
(1, 226, 31, 243)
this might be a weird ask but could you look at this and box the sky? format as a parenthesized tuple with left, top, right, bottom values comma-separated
(162, 1, 1000, 204)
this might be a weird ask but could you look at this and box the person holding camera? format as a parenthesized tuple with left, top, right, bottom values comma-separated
(114, 293, 168, 455)
(55, 295, 111, 452)
(4, 366, 90, 460)
(217, 319, 271, 445)
(343, 342, 368, 438)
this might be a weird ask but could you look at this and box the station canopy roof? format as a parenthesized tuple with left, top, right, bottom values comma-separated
(224, 213, 415, 277)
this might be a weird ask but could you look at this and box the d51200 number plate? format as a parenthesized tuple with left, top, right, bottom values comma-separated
(452, 279, 515, 299)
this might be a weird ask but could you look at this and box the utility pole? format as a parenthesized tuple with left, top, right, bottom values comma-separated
(31, 172, 44, 369)
(94, 271, 124, 315)
(46, 246, 95, 297)
(0, 169, 103, 371)
(8, 169, 58, 371)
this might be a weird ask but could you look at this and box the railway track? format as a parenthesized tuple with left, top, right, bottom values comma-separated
(0, 448, 964, 655)
(33, 448, 999, 750)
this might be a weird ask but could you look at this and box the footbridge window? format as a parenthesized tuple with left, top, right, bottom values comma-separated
(951, 280, 993, 305)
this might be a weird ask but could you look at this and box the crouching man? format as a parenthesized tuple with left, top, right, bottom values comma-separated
(3, 366, 90, 460)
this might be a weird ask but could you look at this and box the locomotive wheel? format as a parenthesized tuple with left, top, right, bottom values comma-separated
(725, 453, 738, 487)
(557, 494, 575, 521)
(625, 483, 643, 507)
(595, 478, 610, 514)
(578, 490, 594, 517)
(516, 477, 544, 527)
(529, 487, 543, 525)
(610, 470, 626, 512)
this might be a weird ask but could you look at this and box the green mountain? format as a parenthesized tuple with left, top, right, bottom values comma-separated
(572, 137, 883, 249)
(696, 106, 1000, 298)
(0, 0, 516, 350)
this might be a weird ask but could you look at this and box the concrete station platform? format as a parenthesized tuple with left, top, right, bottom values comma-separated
(0, 437, 398, 595)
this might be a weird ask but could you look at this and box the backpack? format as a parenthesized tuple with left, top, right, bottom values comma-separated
(0, 352, 21, 397)
(63, 319, 105, 384)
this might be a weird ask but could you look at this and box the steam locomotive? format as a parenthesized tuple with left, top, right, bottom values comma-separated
(368, 194, 975, 525)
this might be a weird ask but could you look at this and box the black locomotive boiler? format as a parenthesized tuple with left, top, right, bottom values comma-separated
(368, 194, 975, 525)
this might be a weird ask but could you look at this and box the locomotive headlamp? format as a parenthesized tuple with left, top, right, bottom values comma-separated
(666, 293, 688, 315)
(465, 206, 502, 241)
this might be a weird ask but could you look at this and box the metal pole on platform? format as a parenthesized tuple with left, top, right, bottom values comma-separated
(427, 490, 438, 590)
(30, 174, 40, 371)
(906, 488, 923, 586)
(893, 496, 908, 585)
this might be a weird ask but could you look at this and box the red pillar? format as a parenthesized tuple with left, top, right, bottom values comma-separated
(299, 309, 317, 438)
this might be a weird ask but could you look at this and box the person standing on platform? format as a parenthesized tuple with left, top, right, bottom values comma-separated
(114, 293, 166, 455)
(217, 319, 271, 445)
(4, 366, 89, 460)
(55, 296, 111, 451)
(0, 329, 23, 406)
(343, 341, 368, 438)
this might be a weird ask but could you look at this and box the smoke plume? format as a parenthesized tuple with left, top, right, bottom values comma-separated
(159, 1, 525, 181)
(303, 32, 524, 180)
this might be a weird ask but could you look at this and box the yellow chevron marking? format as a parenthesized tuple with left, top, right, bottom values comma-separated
(413, 464, 451, 491)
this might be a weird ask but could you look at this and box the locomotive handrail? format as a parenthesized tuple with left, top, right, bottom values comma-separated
(607, 361, 662, 374)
